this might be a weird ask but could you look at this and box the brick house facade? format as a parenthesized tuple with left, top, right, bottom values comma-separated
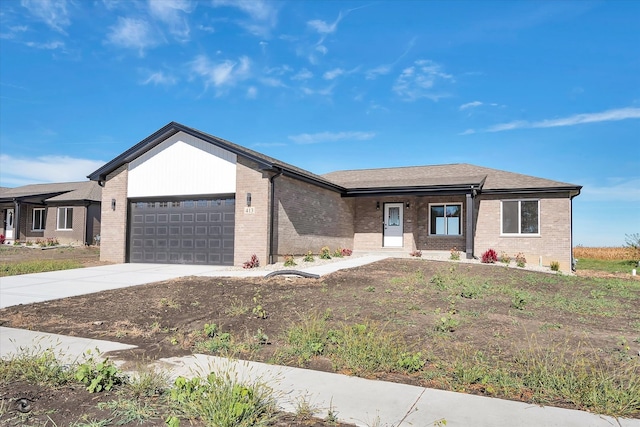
(89, 122, 581, 272)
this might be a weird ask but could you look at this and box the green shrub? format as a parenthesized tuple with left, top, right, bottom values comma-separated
(303, 251, 315, 262)
(284, 255, 297, 267)
(550, 261, 560, 272)
(320, 246, 331, 260)
(75, 351, 124, 393)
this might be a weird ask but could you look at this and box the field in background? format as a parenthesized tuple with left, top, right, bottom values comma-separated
(574, 246, 631, 260)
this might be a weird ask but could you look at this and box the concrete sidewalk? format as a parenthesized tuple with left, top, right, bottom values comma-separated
(1, 327, 636, 427)
(0, 255, 387, 309)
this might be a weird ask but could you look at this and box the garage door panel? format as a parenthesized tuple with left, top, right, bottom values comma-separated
(129, 198, 234, 265)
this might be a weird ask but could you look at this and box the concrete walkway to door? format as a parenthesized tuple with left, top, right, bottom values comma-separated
(0, 255, 388, 309)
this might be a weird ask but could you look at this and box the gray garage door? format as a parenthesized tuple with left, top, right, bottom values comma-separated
(128, 198, 235, 265)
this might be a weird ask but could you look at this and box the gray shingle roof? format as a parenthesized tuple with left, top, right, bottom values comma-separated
(0, 181, 101, 203)
(322, 163, 580, 193)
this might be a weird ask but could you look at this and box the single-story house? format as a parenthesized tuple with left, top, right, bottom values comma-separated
(0, 181, 102, 246)
(88, 122, 582, 271)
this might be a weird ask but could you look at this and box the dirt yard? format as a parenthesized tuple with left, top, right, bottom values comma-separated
(1, 247, 639, 424)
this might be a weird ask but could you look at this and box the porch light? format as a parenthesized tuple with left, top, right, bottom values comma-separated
(111, 199, 116, 211)
(406, 201, 410, 209)
(376, 201, 380, 210)
(246, 193, 252, 207)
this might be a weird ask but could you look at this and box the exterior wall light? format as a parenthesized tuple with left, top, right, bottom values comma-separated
(406, 201, 410, 209)
(111, 199, 116, 211)
(246, 193, 252, 207)
(376, 201, 380, 210)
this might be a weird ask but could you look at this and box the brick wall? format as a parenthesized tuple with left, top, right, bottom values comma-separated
(99, 165, 128, 263)
(353, 196, 415, 251)
(234, 158, 270, 266)
(474, 194, 573, 271)
(273, 175, 354, 257)
(415, 195, 467, 251)
(43, 204, 87, 244)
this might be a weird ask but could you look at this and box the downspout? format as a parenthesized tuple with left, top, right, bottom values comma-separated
(570, 192, 579, 272)
(465, 187, 476, 259)
(268, 168, 283, 264)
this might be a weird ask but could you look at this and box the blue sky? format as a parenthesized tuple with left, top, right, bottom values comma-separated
(1, 0, 638, 247)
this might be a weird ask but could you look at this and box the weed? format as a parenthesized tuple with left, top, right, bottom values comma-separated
(97, 399, 159, 424)
(254, 329, 269, 345)
(449, 247, 460, 261)
(169, 370, 276, 427)
(0, 344, 72, 386)
(540, 323, 562, 331)
(252, 292, 268, 319)
(128, 365, 169, 397)
(435, 314, 460, 333)
(397, 352, 425, 373)
(159, 298, 180, 309)
(511, 290, 529, 310)
(75, 350, 124, 393)
(203, 323, 218, 338)
(293, 394, 318, 420)
(225, 299, 249, 316)
(550, 260, 560, 272)
(364, 285, 375, 292)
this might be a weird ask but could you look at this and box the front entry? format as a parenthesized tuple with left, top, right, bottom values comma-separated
(383, 203, 403, 247)
(5, 209, 14, 240)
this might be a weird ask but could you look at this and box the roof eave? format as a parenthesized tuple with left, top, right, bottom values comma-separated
(343, 183, 481, 197)
(481, 186, 583, 197)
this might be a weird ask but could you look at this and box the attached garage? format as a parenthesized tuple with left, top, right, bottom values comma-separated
(128, 198, 235, 265)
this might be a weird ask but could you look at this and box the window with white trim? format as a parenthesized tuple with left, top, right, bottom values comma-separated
(57, 207, 73, 230)
(429, 203, 462, 235)
(501, 200, 539, 235)
(32, 208, 45, 231)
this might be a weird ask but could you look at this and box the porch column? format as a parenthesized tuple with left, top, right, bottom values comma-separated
(13, 199, 20, 242)
(465, 192, 474, 259)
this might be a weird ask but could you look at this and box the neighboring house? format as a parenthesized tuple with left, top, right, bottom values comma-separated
(89, 122, 582, 271)
(0, 181, 102, 246)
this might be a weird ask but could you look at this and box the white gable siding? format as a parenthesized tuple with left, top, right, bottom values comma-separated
(128, 132, 237, 198)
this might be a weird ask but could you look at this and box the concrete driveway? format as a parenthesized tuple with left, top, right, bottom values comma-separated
(0, 263, 247, 309)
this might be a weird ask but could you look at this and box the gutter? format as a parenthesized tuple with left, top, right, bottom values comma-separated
(268, 168, 283, 264)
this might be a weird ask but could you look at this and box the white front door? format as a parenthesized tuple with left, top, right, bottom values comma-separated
(5, 209, 14, 240)
(383, 203, 403, 247)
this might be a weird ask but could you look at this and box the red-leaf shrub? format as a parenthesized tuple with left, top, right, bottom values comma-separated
(481, 249, 498, 264)
(0, 234, 5, 244)
(243, 254, 260, 269)
(341, 248, 353, 256)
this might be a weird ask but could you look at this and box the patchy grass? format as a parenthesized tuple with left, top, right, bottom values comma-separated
(0, 259, 84, 277)
(575, 258, 638, 274)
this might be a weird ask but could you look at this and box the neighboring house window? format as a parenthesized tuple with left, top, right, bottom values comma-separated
(32, 208, 45, 231)
(429, 204, 462, 235)
(501, 200, 539, 235)
(57, 207, 73, 230)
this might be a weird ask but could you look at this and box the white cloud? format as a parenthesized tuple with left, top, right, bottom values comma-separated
(246, 86, 257, 98)
(458, 129, 476, 135)
(106, 17, 159, 55)
(21, 0, 70, 34)
(392, 59, 454, 101)
(141, 71, 177, 86)
(366, 37, 416, 80)
(323, 68, 344, 80)
(289, 131, 376, 145)
(291, 68, 313, 81)
(578, 178, 640, 202)
(0, 25, 29, 40)
(486, 107, 640, 132)
(459, 101, 483, 111)
(212, 0, 278, 37)
(307, 11, 344, 35)
(148, 0, 192, 42)
(0, 154, 105, 186)
(24, 40, 64, 49)
(189, 54, 251, 93)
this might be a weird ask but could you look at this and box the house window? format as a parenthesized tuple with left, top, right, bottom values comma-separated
(501, 200, 539, 235)
(57, 207, 73, 230)
(32, 208, 45, 231)
(429, 204, 462, 235)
